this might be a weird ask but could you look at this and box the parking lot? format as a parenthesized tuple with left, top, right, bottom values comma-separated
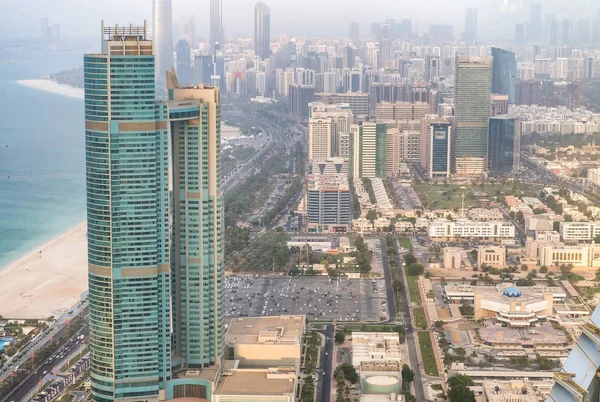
(224, 276, 387, 322)
(393, 185, 422, 209)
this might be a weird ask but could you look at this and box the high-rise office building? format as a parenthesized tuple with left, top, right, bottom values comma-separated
(153, 0, 174, 91)
(487, 115, 520, 174)
(423, 120, 452, 179)
(576, 19, 591, 46)
(515, 24, 525, 45)
(254, 2, 271, 59)
(350, 122, 387, 179)
(491, 94, 509, 116)
(462, 8, 478, 45)
(184, 16, 196, 49)
(428, 24, 454, 44)
(41, 18, 49, 40)
(453, 56, 492, 177)
(176, 40, 192, 86)
(289, 84, 316, 120)
(53, 24, 60, 43)
(491, 47, 517, 104)
(84, 22, 171, 401)
(349, 22, 360, 45)
(528, 3, 542, 42)
(210, 0, 222, 52)
(166, 71, 223, 370)
(425, 56, 440, 82)
(194, 54, 215, 86)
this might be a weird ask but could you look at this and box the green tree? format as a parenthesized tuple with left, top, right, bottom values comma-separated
(447, 375, 476, 402)
(335, 330, 345, 344)
(406, 263, 425, 276)
(401, 364, 415, 390)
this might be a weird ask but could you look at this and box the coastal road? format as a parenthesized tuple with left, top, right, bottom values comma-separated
(394, 239, 426, 402)
(1, 324, 89, 402)
(315, 325, 334, 402)
(1, 302, 88, 381)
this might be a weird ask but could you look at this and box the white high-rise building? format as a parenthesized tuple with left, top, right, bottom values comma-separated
(308, 102, 353, 161)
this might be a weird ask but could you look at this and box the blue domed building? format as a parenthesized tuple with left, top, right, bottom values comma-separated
(503, 286, 521, 298)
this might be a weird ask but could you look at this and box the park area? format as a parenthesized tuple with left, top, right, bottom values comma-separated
(413, 181, 545, 210)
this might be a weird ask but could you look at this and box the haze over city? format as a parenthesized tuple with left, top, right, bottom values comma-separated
(0, 0, 596, 39)
(1, 1, 600, 402)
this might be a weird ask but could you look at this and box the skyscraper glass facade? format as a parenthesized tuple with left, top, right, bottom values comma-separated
(487, 115, 520, 174)
(168, 76, 223, 370)
(84, 24, 170, 402)
(491, 47, 517, 104)
(453, 56, 492, 176)
(429, 123, 451, 178)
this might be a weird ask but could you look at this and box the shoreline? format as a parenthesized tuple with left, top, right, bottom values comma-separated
(16, 79, 84, 100)
(0, 221, 88, 319)
(0, 221, 86, 272)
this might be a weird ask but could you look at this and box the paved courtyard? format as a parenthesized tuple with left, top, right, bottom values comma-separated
(224, 276, 386, 322)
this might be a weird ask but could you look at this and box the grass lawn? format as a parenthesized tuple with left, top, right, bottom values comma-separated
(406, 274, 422, 304)
(413, 307, 427, 330)
(413, 182, 545, 210)
(418, 331, 439, 377)
(398, 237, 413, 250)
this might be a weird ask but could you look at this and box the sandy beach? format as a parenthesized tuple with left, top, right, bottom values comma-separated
(17, 79, 84, 100)
(0, 222, 88, 319)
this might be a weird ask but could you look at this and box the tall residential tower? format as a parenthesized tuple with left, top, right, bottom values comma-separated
(166, 71, 224, 370)
(84, 21, 171, 402)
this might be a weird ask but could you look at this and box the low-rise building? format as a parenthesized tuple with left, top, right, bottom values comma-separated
(428, 219, 515, 241)
(559, 221, 600, 242)
(482, 379, 539, 402)
(443, 247, 462, 269)
(468, 208, 504, 222)
(352, 332, 402, 366)
(164, 315, 305, 402)
(525, 214, 554, 232)
(539, 242, 600, 268)
(478, 246, 506, 268)
(444, 283, 576, 327)
(360, 361, 401, 395)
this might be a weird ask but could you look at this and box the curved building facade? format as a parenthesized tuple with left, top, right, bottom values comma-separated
(84, 22, 171, 402)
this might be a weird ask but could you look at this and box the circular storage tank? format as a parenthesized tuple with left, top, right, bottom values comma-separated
(362, 376, 400, 394)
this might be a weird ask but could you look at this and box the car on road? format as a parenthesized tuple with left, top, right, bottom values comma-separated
(322, 371, 326, 376)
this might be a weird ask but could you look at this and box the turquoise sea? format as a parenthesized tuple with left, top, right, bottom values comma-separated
(0, 45, 90, 268)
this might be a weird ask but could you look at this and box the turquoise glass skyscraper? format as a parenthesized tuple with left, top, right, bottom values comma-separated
(84, 22, 171, 401)
(166, 70, 223, 370)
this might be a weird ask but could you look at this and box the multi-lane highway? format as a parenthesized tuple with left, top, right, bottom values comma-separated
(316, 325, 334, 402)
(2, 322, 89, 402)
(1, 302, 88, 381)
(394, 239, 427, 402)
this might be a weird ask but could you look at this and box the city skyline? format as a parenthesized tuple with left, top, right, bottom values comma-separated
(3, 0, 598, 41)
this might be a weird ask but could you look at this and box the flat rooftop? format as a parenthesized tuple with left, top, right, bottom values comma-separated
(483, 380, 538, 402)
(225, 315, 304, 345)
(215, 371, 296, 396)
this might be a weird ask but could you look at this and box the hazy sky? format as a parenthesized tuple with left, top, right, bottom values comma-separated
(0, 0, 595, 41)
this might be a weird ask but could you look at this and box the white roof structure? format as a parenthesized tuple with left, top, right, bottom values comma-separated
(546, 306, 600, 401)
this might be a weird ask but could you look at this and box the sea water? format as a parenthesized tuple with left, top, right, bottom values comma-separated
(0, 45, 89, 268)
